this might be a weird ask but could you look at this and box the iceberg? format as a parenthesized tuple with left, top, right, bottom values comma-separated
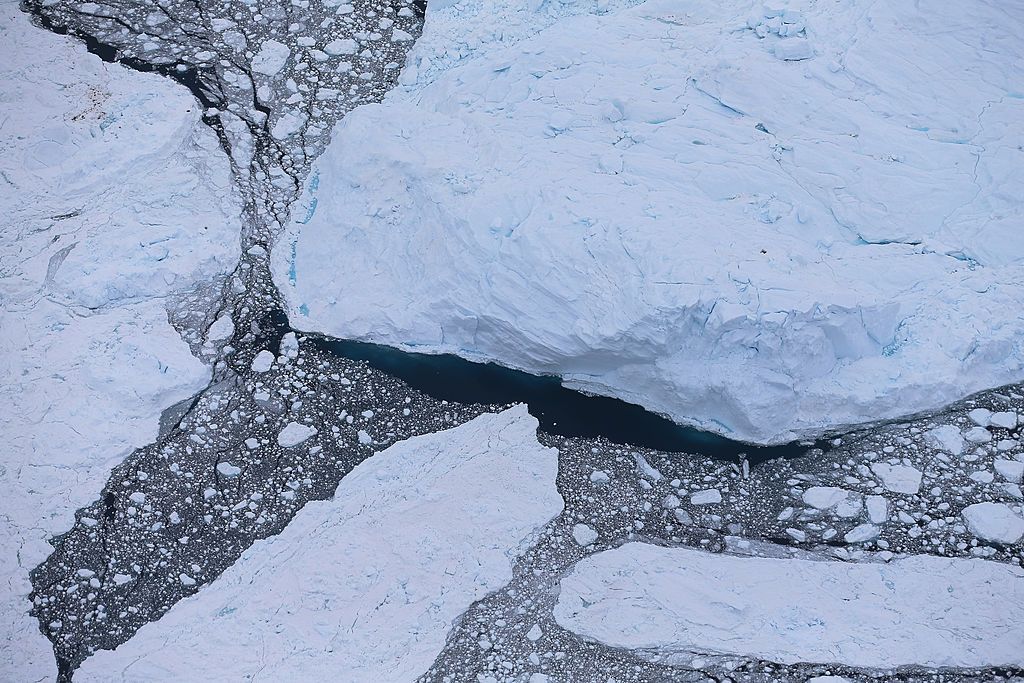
(276, 0, 1024, 444)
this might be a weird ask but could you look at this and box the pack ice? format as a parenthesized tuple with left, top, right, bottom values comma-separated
(276, 0, 1024, 444)
(554, 543, 1024, 669)
(78, 407, 563, 681)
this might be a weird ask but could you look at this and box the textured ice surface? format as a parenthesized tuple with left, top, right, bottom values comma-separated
(78, 407, 562, 681)
(0, 4, 239, 678)
(554, 542, 1024, 669)
(277, 0, 1024, 444)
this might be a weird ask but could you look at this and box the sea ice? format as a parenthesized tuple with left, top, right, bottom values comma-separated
(252, 39, 291, 76)
(572, 523, 599, 547)
(277, 422, 318, 447)
(871, 463, 922, 494)
(0, 7, 239, 678)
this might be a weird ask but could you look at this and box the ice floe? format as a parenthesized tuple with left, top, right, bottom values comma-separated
(554, 542, 1024, 669)
(0, 5, 239, 678)
(78, 407, 562, 681)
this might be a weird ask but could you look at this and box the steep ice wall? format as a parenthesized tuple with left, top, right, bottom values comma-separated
(0, 3, 240, 678)
(275, 0, 1024, 444)
(78, 407, 562, 681)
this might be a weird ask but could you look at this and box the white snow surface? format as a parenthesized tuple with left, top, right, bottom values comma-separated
(277, 0, 1024, 444)
(554, 542, 1024, 669)
(79, 406, 563, 681)
(0, 4, 240, 678)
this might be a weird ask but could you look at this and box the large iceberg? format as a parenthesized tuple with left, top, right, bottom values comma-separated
(276, 0, 1024, 444)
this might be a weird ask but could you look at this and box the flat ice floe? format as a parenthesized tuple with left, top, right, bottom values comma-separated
(554, 543, 1024, 669)
(277, 0, 1024, 444)
(78, 406, 563, 681)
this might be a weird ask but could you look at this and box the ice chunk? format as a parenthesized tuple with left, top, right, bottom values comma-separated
(280, 332, 299, 358)
(634, 453, 662, 481)
(252, 40, 290, 76)
(278, 422, 317, 448)
(572, 523, 599, 547)
(962, 502, 1024, 544)
(843, 523, 879, 543)
(216, 462, 242, 478)
(324, 38, 357, 55)
(995, 459, 1024, 484)
(803, 487, 851, 510)
(865, 495, 888, 524)
(870, 463, 922, 494)
(690, 489, 722, 505)
(554, 543, 1024, 668)
(207, 314, 234, 341)
(924, 426, 964, 455)
(968, 408, 993, 426)
(990, 412, 1018, 429)
(250, 350, 275, 373)
(964, 426, 992, 444)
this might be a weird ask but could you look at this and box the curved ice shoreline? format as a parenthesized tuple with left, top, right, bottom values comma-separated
(276, 0, 1024, 444)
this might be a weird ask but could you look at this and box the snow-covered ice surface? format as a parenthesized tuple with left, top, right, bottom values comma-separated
(77, 407, 562, 681)
(278, 0, 1024, 444)
(554, 542, 1024, 669)
(0, 2, 239, 677)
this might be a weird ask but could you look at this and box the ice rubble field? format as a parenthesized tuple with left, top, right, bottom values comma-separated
(554, 542, 1024, 669)
(0, 2, 239, 677)
(78, 408, 563, 681)
(277, 0, 1024, 444)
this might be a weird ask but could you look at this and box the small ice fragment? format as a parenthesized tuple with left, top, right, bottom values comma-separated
(251, 350, 275, 373)
(279, 422, 317, 447)
(962, 502, 1024, 544)
(690, 489, 722, 505)
(216, 462, 242, 478)
(871, 463, 922, 494)
(844, 523, 879, 544)
(572, 523, 598, 546)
